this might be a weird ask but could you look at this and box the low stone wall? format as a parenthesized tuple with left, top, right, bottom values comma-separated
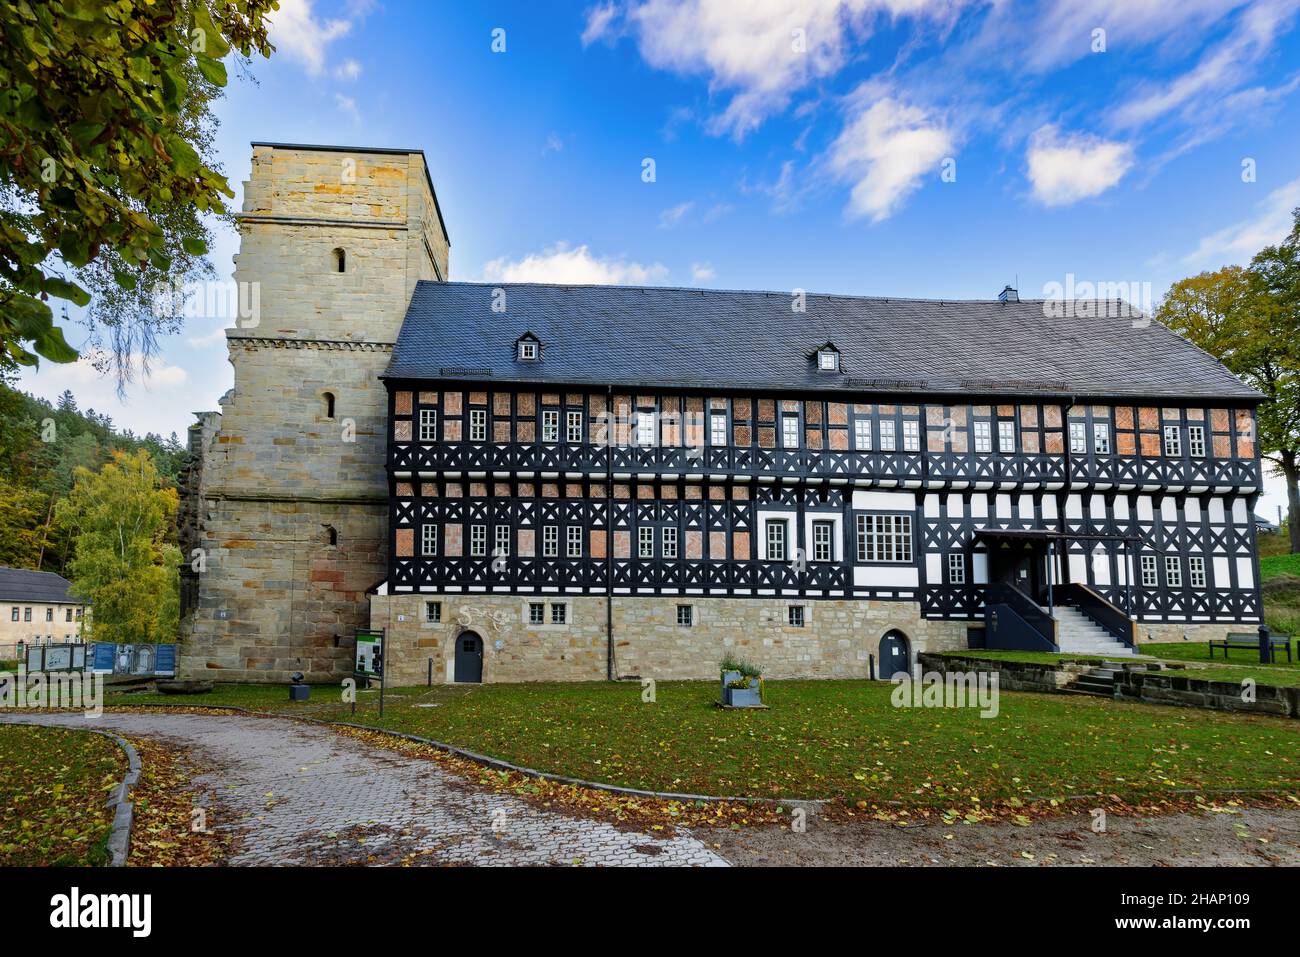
(1134, 622, 1257, 645)
(918, 652, 1097, 693)
(1114, 670, 1299, 718)
(371, 594, 973, 685)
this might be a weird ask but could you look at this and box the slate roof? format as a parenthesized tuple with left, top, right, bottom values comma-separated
(0, 567, 83, 604)
(384, 281, 1260, 402)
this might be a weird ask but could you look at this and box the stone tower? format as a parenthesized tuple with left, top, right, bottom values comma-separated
(180, 143, 450, 681)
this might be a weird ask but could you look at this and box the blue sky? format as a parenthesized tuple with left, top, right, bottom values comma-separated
(18, 0, 1300, 514)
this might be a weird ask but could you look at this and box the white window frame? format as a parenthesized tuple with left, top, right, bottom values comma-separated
(710, 413, 727, 447)
(997, 421, 1015, 453)
(902, 420, 920, 452)
(566, 525, 583, 558)
(879, 420, 896, 452)
(812, 520, 834, 563)
(817, 349, 838, 371)
(528, 601, 546, 624)
(788, 605, 806, 627)
(494, 524, 511, 557)
(470, 524, 487, 558)
(1163, 425, 1182, 457)
(1069, 422, 1087, 454)
(469, 409, 487, 443)
(1188, 425, 1206, 458)
(973, 421, 992, 453)
(1164, 555, 1182, 588)
(542, 410, 560, 443)
(676, 604, 693, 627)
(636, 411, 655, 447)
(854, 419, 872, 451)
(518, 340, 538, 361)
(639, 526, 655, 558)
(856, 513, 913, 563)
(421, 524, 437, 556)
(662, 526, 678, 559)
(1140, 554, 1158, 587)
(542, 525, 558, 558)
(1093, 423, 1110, 455)
(567, 410, 583, 443)
(550, 602, 567, 625)
(425, 601, 441, 623)
(1189, 556, 1206, 589)
(948, 552, 966, 584)
(766, 520, 788, 562)
(782, 415, 799, 449)
(418, 409, 437, 442)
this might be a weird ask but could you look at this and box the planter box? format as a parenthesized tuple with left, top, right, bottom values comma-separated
(724, 681, 763, 707)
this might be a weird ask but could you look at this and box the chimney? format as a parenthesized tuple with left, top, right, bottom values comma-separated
(998, 284, 1018, 303)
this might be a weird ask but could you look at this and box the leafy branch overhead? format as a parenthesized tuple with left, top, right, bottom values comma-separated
(0, 0, 277, 366)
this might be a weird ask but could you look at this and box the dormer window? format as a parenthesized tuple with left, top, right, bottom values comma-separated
(815, 342, 840, 372)
(516, 333, 540, 361)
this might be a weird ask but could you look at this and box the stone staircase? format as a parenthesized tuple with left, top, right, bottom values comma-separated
(1052, 605, 1137, 657)
(1063, 662, 1123, 698)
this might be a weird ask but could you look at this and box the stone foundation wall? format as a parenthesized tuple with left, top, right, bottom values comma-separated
(369, 594, 974, 685)
(1134, 621, 1260, 645)
(918, 652, 1096, 693)
(1114, 670, 1298, 718)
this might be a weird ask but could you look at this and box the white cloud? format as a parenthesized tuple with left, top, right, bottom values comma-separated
(542, 131, 564, 155)
(268, 0, 352, 76)
(1025, 125, 1133, 206)
(581, 2, 622, 45)
(482, 243, 669, 285)
(826, 96, 952, 221)
(611, 0, 971, 137)
(334, 93, 360, 123)
(1184, 175, 1300, 265)
(334, 58, 363, 81)
(658, 201, 694, 227)
(691, 262, 717, 282)
(16, 354, 192, 437)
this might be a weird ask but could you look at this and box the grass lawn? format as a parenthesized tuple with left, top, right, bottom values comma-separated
(0, 725, 123, 866)
(1260, 554, 1300, 579)
(930, 649, 1114, 666)
(110, 679, 1299, 808)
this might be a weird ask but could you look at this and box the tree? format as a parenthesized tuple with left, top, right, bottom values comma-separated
(1156, 245, 1300, 552)
(56, 448, 180, 643)
(0, 0, 276, 378)
(0, 481, 46, 568)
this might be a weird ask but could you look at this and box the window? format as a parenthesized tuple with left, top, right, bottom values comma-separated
(528, 601, 545, 624)
(419, 409, 437, 442)
(1189, 556, 1206, 588)
(639, 526, 655, 558)
(551, 602, 567, 625)
(902, 420, 920, 452)
(998, 421, 1016, 453)
(470, 524, 487, 557)
(323, 392, 336, 420)
(1164, 555, 1182, 588)
(542, 410, 559, 443)
(879, 420, 896, 452)
(9, 608, 16, 622)
(812, 520, 834, 563)
(1140, 554, 1158, 587)
(567, 411, 583, 443)
(543, 525, 558, 558)
(973, 421, 992, 453)
(1188, 425, 1206, 458)
(518, 340, 538, 361)
(1163, 425, 1182, 457)
(782, 415, 799, 449)
(421, 524, 438, 556)
(856, 514, 913, 563)
(662, 526, 678, 559)
(854, 419, 872, 451)
(469, 409, 487, 442)
(677, 604, 693, 627)
(425, 601, 441, 623)
(788, 605, 805, 627)
(23, 608, 31, 622)
(75, 608, 82, 620)
(766, 520, 788, 562)
(1069, 422, 1087, 454)
(494, 524, 511, 557)
(948, 552, 966, 584)
(817, 348, 839, 371)
(1093, 423, 1110, 455)
(325, 525, 337, 546)
(566, 526, 583, 558)
(711, 413, 727, 447)
(45, 608, 52, 622)
(636, 411, 655, 447)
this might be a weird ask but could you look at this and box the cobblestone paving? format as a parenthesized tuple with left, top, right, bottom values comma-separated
(1, 713, 727, 867)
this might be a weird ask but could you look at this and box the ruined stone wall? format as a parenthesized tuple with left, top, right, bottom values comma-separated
(180, 144, 448, 682)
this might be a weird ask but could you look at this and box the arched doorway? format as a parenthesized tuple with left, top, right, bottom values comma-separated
(454, 630, 483, 683)
(878, 630, 910, 679)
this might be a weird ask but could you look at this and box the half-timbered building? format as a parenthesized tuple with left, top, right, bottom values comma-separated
(372, 281, 1263, 684)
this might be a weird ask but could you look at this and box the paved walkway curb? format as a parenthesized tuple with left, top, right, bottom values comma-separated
(4, 719, 140, 866)
(98, 702, 829, 808)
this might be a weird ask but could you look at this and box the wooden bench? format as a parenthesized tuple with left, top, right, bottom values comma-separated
(1209, 633, 1293, 662)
